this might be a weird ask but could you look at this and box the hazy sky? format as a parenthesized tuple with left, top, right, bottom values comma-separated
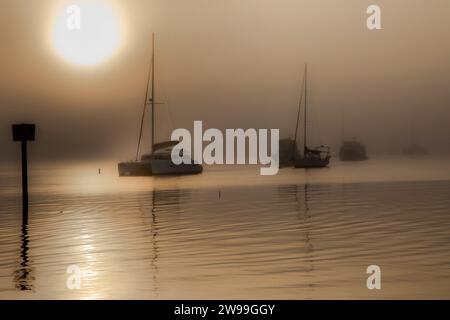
(1, 0, 450, 162)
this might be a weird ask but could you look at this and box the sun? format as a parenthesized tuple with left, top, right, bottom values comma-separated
(52, 1, 122, 66)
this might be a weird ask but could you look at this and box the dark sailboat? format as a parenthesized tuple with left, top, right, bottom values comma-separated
(118, 34, 202, 176)
(293, 65, 331, 168)
(339, 140, 368, 161)
(402, 144, 429, 156)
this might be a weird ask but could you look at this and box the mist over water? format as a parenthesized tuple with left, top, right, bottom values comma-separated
(1, 158, 450, 299)
(1, 0, 450, 163)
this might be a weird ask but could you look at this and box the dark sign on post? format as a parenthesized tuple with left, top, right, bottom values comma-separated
(12, 123, 35, 218)
(13, 124, 35, 141)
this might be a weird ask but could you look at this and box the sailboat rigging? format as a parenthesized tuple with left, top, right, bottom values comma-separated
(293, 64, 331, 168)
(118, 34, 203, 176)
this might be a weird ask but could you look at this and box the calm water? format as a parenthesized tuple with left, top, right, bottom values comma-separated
(0, 157, 450, 299)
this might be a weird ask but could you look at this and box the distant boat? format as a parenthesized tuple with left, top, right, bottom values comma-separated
(402, 144, 429, 156)
(118, 34, 202, 176)
(292, 65, 331, 168)
(339, 140, 368, 161)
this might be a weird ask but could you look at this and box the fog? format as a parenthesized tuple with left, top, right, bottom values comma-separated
(1, 0, 450, 163)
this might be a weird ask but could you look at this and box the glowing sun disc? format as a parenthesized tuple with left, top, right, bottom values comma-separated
(52, 1, 121, 66)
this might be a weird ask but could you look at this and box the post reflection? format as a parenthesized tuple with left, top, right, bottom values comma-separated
(14, 212, 34, 291)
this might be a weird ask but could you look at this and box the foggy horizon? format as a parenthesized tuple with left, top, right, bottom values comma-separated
(2, 0, 450, 303)
(1, 0, 450, 163)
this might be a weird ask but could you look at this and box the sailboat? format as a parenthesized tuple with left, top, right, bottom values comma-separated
(339, 108, 368, 161)
(402, 143, 428, 156)
(292, 65, 331, 168)
(118, 34, 202, 176)
(339, 139, 368, 161)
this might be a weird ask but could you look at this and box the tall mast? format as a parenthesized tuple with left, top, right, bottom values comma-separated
(151, 33, 155, 151)
(292, 66, 306, 160)
(135, 33, 155, 161)
(303, 64, 308, 152)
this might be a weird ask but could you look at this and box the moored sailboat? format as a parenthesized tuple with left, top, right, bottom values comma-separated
(339, 139, 368, 161)
(118, 34, 202, 176)
(402, 143, 428, 156)
(293, 65, 331, 168)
